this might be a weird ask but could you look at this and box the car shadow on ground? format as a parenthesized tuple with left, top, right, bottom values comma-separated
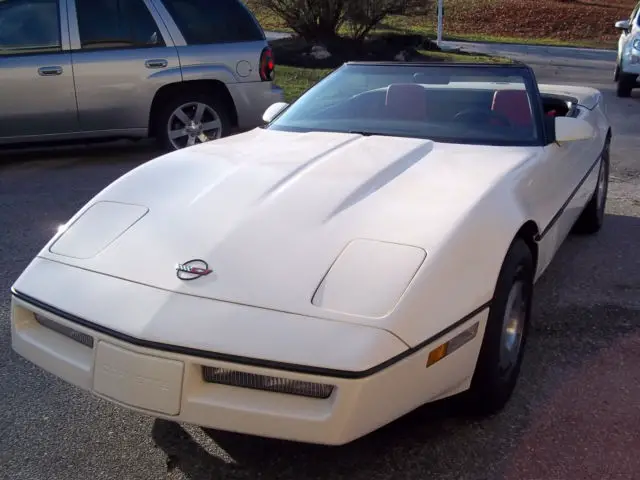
(0, 127, 250, 169)
(0, 139, 162, 170)
(151, 213, 640, 480)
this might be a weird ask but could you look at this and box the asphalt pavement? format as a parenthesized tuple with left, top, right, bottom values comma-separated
(1, 45, 640, 480)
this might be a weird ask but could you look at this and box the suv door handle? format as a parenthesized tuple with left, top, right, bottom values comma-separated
(145, 59, 168, 69)
(38, 66, 63, 76)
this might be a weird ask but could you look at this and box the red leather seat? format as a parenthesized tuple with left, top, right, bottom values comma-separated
(491, 89, 533, 127)
(385, 83, 427, 121)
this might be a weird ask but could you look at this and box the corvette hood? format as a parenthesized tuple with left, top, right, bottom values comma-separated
(38, 128, 538, 319)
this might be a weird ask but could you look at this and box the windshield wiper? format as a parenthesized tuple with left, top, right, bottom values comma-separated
(348, 130, 411, 138)
(348, 130, 399, 137)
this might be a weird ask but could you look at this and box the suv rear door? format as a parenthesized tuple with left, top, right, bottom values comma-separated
(157, 0, 267, 83)
(0, 0, 80, 142)
(68, 0, 181, 133)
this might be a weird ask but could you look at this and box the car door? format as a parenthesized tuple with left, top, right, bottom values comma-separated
(533, 107, 603, 275)
(554, 108, 600, 228)
(530, 139, 579, 273)
(0, 0, 79, 142)
(67, 0, 181, 133)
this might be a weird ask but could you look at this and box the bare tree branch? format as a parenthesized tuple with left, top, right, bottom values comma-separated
(252, 0, 433, 42)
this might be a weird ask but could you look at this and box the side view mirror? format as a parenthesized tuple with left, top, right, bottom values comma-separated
(615, 19, 631, 31)
(262, 102, 289, 123)
(554, 117, 595, 143)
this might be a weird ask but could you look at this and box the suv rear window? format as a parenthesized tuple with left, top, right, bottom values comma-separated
(76, 0, 165, 49)
(161, 0, 264, 45)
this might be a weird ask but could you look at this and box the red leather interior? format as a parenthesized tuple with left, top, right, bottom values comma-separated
(385, 83, 427, 120)
(491, 89, 533, 127)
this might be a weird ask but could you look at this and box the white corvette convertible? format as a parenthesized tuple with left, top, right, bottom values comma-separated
(11, 62, 611, 446)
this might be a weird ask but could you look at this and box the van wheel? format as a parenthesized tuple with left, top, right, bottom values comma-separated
(155, 91, 231, 151)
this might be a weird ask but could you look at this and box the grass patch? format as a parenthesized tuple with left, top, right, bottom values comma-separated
(374, 25, 619, 50)
(275, 65, 334, 102)
(418, 50, 513, 63)
(274, 52, 513, 103)
(245, 0, 634, 50)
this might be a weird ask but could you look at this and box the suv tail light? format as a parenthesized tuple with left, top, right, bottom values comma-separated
(259, 46, 275, 81)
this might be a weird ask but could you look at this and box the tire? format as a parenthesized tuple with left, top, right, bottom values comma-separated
(458, 238, 534, 416)
(154, 89, 232, 151)
(572, 139, 610, 234)
(616, 72, 636, 97)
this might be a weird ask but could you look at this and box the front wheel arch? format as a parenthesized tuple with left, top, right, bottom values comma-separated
(147, 80, 239, 139)
(514, 220, 540, 276)
(457, 236, 535, 416)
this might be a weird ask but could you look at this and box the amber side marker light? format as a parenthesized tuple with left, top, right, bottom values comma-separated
(426, 322, 480, 367)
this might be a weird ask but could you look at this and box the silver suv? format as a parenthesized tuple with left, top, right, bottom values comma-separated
(0, 0, 284, 150)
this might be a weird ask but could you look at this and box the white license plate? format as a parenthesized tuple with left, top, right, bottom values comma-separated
(93, 341, 184, 415)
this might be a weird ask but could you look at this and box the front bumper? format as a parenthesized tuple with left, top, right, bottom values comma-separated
(10, 260, 487, 445)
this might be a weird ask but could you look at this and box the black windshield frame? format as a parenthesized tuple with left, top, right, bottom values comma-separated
(266, 61, 550, 147)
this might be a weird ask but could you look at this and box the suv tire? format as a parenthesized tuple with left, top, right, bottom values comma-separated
(155, 90, 232, 151)
(616, 71, 637, 98)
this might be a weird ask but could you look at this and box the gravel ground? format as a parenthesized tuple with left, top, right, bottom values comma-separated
(1, 49, 639, 480)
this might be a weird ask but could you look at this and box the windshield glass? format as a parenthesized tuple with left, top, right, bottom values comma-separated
(267, 63, 541, 146)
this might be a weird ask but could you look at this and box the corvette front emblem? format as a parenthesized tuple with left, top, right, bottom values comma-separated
(176, 259, 213, 281)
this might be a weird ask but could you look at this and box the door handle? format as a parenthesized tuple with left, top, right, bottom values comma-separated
(38, 66, 63, 76)
(145, 59, 168, 69)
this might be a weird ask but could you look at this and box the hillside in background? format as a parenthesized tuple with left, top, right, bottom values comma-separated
(245, 0, 637, 48)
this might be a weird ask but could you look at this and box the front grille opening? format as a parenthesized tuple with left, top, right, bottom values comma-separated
(34, 313, 94, 348)
(202, 367, 334, 399)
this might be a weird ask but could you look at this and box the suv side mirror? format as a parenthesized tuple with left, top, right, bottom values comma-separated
(555, 117, 595, 143)
(262, 102, 289, 123)
(615, 19, 631, 31)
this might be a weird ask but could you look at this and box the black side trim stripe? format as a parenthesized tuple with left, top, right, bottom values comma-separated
(536, 143, 605, 241)
(12, 289, 491, 380)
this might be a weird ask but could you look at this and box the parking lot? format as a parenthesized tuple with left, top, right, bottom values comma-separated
(1, 46, 640, 480)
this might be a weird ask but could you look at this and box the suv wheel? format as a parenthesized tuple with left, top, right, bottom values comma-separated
(155, 90, 231, 150)
(616, 71, 637, 98)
